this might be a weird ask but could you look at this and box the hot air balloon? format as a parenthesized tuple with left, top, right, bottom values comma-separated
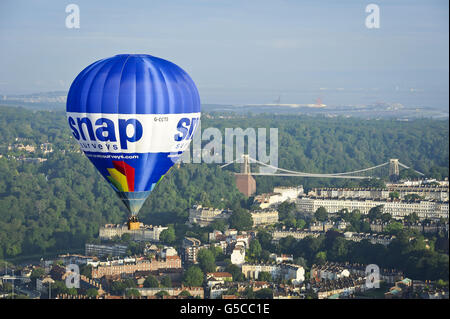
(66, 54, 200, 229)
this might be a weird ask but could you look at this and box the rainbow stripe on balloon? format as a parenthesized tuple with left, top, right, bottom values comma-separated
(105, 160, 172, 215)
(107, 161, 135, 192)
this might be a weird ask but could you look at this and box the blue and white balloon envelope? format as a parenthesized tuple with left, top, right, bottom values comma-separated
(66, 54, 200, 216)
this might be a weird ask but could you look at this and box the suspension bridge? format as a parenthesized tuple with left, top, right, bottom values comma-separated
(220, 155, 424, 179)
(220, 155, 425, 196)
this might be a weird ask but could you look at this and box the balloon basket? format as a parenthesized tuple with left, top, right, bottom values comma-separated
(127, 216, 140, 230)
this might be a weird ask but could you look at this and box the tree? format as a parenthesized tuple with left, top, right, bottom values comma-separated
(278, 201, 296, 221)
(360, 221, 371, 233)
(160, 226, 176, 244)
(86, 288, 98, 298)
(280, 235, 296, 253)
(143, 275, 159, 288)
(30, 268, 45, 281)
(368, 205, 384, 222)
(404, 194, 423, 202)
(257, 230, 273, 250)
(160, 275, 172, 288)
(126, 289, 141, 298)
(178, 290, 191, 297)
(225, 264, 245, 282)
(328, 237, 349, 262)
(255, 288, 273, 299)
(404, 212, 420, 224)
(79, 264, 92, 278)
(209, 245, 224, 259)
(285, 216, 297, 228)
(67, 287, 78, 296)
(381, 213, 392, 223)
(249, 239, 262, 259)
(153, 290, 168, 299)
(384, 221, 404, 235)
(183, 266, 204, 287)
(242, 286, 255, 298)
(325, 230, 343, 250)
(120, 233, 132, 243)
(296, 218, 306, 229)
(258, 271, 272, 282)
(50, 280, 70, 295)
(389, 191, 400, 200)
(210, 219, 227, 233)
(315, 207, 328, 222)
(197, 249, 216, 273)
(294, 257, 307, 268)
(110, 279, 136, 295)
(314, 251, 327, 264)
(229, 209, 253, 231)
(260, 249, 271, 262)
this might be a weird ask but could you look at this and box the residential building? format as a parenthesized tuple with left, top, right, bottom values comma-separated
(282, 264, 305, 284)
(311, 274, 367, 299)
(308, 185, 449, 202)
(209, 281, 271, 299)
(272, 229, 321, 242)
(135, 286, 204, 298)
(384, 278, 413, 299)
(241, 263, 280, 280)
(311, 264, 350, 281)
(311, 262, 404, 285)
(99, 223, 168, 242)
(241, 263, 305, 284)
(85, 243, 128, 257)
(343, 232, 395, 246)
(296, 196, 448, 220)
(387, 184, 449, 202)
(182, 237, 202, 264)
(251, 209, 279, 227)
(206, 272, 233, 282)
(254, 186, 304, 209)
(209, 283, 230, 299)
(13, 144, 36, 152)
(309, 187, 390, 200)
(40, 143, 53, 154)
(159, 246, 178, 259)
(230, 243, 245, 266)
(91, 256, 182, 278)
(58, 254, 97, 266)
(270, 254, 294, 263)
(187, 205, 232, 227)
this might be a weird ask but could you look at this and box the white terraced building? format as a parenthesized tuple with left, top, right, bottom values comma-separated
(188, 205, 232, 227)
(251, 209, 279, 226)
(308, 188, 390, 200)
(241, 263, 305, 284)
(309, 185, 448, 202)
(99, 223, 168, 242)
(254, 186, 304, 209)
(296, 197, 448, 220)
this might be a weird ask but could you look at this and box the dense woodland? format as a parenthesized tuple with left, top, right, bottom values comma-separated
(0, 106, 448, 282)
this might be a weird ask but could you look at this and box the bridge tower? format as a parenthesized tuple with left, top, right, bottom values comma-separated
(241, 154, 251, 174)
(389, 159, 400, 182)
(235, 155, 256, 197)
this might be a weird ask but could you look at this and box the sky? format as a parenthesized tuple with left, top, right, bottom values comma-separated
(0, 0, 448, 107)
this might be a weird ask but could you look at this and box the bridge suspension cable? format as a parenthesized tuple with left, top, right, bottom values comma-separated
(219, 155, 424, 180)
(249, 157, 391, 178)
(398, 161, 425, 176)
(247, 157, 374, 179)
(219, 158, 240, 169)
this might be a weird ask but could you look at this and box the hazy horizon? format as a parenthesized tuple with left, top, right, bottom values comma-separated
(0, 0, 448, 108)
